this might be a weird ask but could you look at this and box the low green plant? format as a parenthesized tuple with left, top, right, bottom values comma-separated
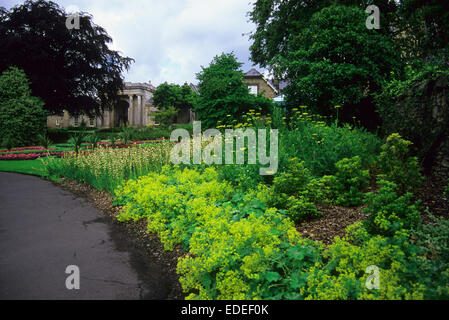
(68, 131, 86, 155)
(268, 158, 321, 222)
(153, 106, 178, 127)
(119, 126, 135, 145)
(300, 223, 428, 300)
(377, 133, 423, 193)
(363, 180, 422, 236)
(86, 132, 101, 149)
(38, 134, 53, 149)
(332, 156, 370, 206)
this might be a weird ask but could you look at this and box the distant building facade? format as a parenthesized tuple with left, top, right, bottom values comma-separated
(243, 68, 278, 99)
(47, 81, 158, 129)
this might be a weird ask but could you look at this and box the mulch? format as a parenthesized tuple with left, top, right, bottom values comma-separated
(296, 204, 369, 245)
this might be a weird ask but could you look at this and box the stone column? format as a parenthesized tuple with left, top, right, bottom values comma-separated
(137, 95, 142, 126)
(128, 95, 134, 126)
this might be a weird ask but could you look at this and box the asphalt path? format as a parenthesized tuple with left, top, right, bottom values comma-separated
(0, 172, 172, 300)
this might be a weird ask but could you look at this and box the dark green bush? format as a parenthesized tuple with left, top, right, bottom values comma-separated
(0, 66, 47, 147)
(377, 133, 423, 193)
(363, 180, 422, 236)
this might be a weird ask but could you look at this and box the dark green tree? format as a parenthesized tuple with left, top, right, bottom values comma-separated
(153, 82, 197, 111)
(248, 0, 399, 68)
(0, 0, 133, 116)
(274, 5, 402, 128)
(0, 66, 47, 147)
(195, 52, 272, 129)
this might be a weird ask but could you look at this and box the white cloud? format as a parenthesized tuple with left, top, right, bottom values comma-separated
(1, 0, 260, 86)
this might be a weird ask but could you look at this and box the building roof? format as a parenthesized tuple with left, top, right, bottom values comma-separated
(244, 68, 263, 77)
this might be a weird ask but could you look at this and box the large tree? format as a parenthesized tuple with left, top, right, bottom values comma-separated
(275, 5, 401, 128)
(248, 0, 399, 68)
(194, 52, 272, 129)
(0, 0, 134, 116)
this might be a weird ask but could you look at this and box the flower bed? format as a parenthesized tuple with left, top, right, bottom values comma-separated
(0, 146, 50, 153)
(0, 151, 63, 161)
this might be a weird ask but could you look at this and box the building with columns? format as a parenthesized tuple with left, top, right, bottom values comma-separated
(47, 82, 159, 129)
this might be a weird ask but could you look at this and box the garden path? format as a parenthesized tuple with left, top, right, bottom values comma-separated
(0, 172, 172, 299)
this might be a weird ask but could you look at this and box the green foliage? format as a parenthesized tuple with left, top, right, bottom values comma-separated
(377, 133, 423, 193)
(301, 224, 428, 300)
(153, 82, 197, 112)
(153, 105, 178, 127)
(119, 126, 135, 145)
(85, 132, 101, 149)
(332, 156, 370, 206)
(363, 180, 422, 237)
(410, 214, 449, 299)
(274, 5, 401, 127)
(0, 66, 47, 147)
(116, 166, 235, 250)
(178, 211, 320, 300)
(68, 131, 86, 155)
(194, 52, 272, 128)
(248, 0, 400, 68)
(268, 158, 321, 222)
(37, 134, 53, 149)
(278, 111, 381, 177)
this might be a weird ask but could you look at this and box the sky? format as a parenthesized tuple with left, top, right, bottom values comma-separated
(2, 0, 262, 86)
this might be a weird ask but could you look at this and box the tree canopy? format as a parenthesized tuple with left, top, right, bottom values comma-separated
(194, 52, 272, 129)
(276, 5, 401, 128)
(0, 0, 134, 116)
(153, 82, 197, 111)
(0, 66, 47, 147)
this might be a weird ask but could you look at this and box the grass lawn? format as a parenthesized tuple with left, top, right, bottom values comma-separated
(0, 159, 48, 177)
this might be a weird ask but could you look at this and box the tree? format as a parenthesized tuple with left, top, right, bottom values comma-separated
(153, 82, 197, 111)
(195, 52, 272, 129)
(275, 5, 401, 128)
(0, 66, 47, 147)
(0, 0, 133, 116)
(248, 0, 399, 68)
(398, 0, 449, 60)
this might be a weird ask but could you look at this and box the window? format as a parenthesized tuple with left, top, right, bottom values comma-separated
(74, 116, 79, 126)
(89, 117, 95, 126)
(248, 85, 258, 95)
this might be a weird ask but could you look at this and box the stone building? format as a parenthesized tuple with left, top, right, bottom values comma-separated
(47, 81, 158, 129)
(244, 68, 278, 99)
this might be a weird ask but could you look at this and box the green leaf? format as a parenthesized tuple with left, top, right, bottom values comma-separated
(264, 271, 281, 283)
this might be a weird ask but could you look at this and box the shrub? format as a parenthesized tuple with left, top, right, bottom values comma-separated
(177, 207, 320, 299)
(377, 133, 423, 193)
(268, 158, 321, 222)
(278, 112, 381, 177)
(410, 214, 449, 299)
(116, 166, 235, 250)
(332, 156, 370, 207)
(0, 66, 47, 147)
(300, 224, 427, 300)
(363, 180, 422, 237)
(153, 106, 178, 127)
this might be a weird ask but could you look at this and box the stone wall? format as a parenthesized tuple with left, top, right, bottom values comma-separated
(386, 74, 449, 179)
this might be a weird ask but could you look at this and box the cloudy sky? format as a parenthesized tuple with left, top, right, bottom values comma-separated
(2, 0, 262, 86)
